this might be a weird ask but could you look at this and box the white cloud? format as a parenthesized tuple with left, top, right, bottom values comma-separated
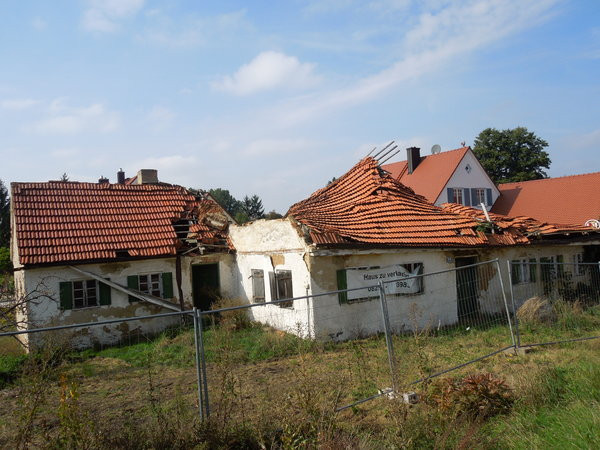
(30, 100, 119, 134)
(1, 98, 38, 110)
(277, 0, 559, 126)
(81, 0, 145, 33)
(213, 51, 319, 95)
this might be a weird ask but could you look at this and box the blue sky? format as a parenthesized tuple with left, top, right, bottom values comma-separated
(1, 0, 599, 212)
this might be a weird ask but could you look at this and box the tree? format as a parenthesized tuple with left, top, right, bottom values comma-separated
(472, 127, 551, 183)
(0, 180, 9, 249)
(60, 173, 69, 182)
(241, 195, 265, 221)
(265, 210, 283, 220)
(207, 188, 242, 217)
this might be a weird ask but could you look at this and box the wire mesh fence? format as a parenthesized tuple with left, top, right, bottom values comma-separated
(0, 312, 202, 448)
(2, 258, 600, 445)
(508, 260, 600, 347)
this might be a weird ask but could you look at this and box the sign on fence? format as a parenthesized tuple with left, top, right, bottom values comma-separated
(346, 264, 420, 300)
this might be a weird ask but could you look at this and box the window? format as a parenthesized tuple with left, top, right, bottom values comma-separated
(511, 259, 537, 284)
(251, 269, 265, 302)
(59, 279, 111, 310)
(127, 272, 174, 302)
(402, 263, 424, 294)
(452, 188, 463, 205)
(474, 188, 486, 206)
(269, 270, 293, 308)
(573, 253, 584, 276)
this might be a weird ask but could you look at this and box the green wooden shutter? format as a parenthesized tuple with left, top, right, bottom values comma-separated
(162, 272, 173, 299)
(510, 261, 520, 285)
(337, 269, 348, 304)
(127, 275, 139, 302)
(99, 279, 111, 305)
(59, 281, 73, 310)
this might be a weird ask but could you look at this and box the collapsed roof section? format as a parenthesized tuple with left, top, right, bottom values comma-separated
(287, 157, 598, 249)
(11, 181, 233, 266)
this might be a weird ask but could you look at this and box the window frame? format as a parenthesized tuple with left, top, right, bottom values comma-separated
(72, 279, 100, 309)
(452, 188, 463, 205)
(138, 273, 163, 298)
(270, 269, 293, 308)
(573, 253, 584, 276)
(510, 259, 537, 285)
(474, 188, 486, 206)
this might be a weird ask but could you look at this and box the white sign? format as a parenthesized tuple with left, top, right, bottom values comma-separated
(346, 264, 421, 300)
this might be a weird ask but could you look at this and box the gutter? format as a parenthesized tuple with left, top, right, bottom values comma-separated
(68, 265, 181, 312)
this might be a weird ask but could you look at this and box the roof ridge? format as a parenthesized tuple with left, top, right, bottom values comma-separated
(382, 146, 470, 166)
(498, 170, 600, 187)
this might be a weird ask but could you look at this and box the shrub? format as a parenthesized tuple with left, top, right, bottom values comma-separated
(210, 297, 252, 331)
(428, 372, 514, 420)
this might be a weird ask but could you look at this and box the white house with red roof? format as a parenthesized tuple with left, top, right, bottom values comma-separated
(10, 169, 237, 350)
(382, 146, 500, 209)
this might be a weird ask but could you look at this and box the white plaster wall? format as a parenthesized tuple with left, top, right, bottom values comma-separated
(20, 258, 182, 349)
(229, 219, 314, 337)
(435, 151, 500, 207)
(308, 249, 459, 340)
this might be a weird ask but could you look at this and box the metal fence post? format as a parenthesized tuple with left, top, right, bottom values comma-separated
(378, 280, 397, 393)
(197, 309, 210, 417)
(505, 260, 521, 348)
(192, 307, 205, 421)
(495, 259, 517, 349)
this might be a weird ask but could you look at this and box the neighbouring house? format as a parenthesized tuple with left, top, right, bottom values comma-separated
(10, 169, 236, 350)
(491, 171, 600, 228)
(229, 156, 600, 340)
(382, 146, 500, 209)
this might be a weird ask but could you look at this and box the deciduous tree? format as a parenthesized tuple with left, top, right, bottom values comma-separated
(473, 127, 551, 183)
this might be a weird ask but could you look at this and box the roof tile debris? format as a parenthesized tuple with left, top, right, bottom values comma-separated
(288, 157, 596, 248)
(491, 172, 600, 226)
(12, 181, 232, 266)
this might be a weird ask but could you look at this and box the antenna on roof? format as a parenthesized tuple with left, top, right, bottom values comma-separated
(378, 147, 402, 165)
(431, 144, 441, 155)
(365, 146, 377, 157)
(371, 141, 395, 159)
(376, 144, 398, 163)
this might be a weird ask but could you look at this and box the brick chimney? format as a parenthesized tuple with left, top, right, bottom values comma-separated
(136, 169, 159, 185)
(407, 147, 421, 174)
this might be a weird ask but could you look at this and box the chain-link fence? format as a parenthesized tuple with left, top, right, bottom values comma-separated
(508, 260, 600, 348)
(2, 258, 600, 445)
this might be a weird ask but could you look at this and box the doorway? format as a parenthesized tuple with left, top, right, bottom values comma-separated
(455, 256, 479, 321)
(192, 264, 220, 311)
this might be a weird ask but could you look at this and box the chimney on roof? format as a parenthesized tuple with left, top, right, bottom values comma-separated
(98, 176, 109, 184)
(406, 147, 421, 174)
(117, 168, 125, 184)
(136, 169, 159, 185)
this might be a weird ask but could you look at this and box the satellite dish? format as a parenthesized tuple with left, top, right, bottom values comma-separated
(431, 144, 441, 155)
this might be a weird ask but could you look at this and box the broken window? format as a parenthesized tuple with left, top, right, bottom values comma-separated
(251, 269, 265, 302)
(269, 270, 293, 308)
(73, 280, 99, 308)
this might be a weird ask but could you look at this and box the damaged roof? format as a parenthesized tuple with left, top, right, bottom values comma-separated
(11, 181, 233, 266)
(287, 157, 597, 248)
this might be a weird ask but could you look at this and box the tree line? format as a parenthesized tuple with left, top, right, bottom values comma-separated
(205, 189, 282, 224)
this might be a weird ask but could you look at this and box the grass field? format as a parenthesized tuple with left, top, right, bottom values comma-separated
(0, 304, 599, 448)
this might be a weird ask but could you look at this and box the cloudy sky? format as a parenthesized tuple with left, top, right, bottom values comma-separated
(1, 0, 599, 212)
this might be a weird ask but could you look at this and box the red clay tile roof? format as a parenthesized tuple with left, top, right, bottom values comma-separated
(491, 172, 600, 226)
(382, 147, 471, 203)
(288, 157, 488, 247)
(12, 181, 232, 266)
(287, 157, 597, 248)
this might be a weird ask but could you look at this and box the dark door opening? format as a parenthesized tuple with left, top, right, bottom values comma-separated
(455, 256, 479, 321)
(192, 264, 220, 311)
